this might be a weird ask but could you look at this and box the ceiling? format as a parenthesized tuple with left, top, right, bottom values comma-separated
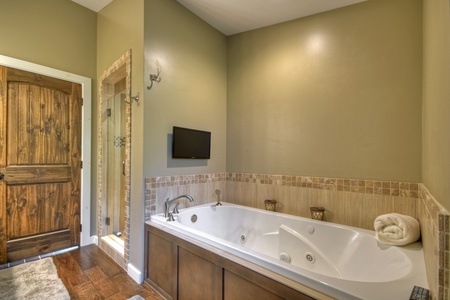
(71, 0, 366, 35)
(177, 0, 366, 35)
(71, 0, 113, 12)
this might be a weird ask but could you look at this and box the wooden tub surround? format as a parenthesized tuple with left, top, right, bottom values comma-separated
(145, 223, 328, 300)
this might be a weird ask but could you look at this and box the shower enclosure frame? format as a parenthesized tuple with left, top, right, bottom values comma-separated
(97, 50, 132, 269)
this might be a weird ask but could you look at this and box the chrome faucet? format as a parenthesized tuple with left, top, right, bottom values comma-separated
(164, 194, 194, 218)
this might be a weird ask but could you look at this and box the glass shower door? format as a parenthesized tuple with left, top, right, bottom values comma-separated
(103, 90, 127, 245)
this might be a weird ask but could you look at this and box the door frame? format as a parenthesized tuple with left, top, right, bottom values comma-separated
(0, 54, 92, 247)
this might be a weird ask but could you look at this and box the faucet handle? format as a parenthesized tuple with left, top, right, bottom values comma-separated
(167, 212, 175, 222)
(172, 203, 180, 214)
(164, 198, 170, 217)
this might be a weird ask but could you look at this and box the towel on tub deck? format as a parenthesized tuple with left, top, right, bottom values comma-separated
(374, 213, 420, 246)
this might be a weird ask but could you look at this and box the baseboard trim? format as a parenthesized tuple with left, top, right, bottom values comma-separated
(90, 235, 98, 245)
(128, 263, 143, 284)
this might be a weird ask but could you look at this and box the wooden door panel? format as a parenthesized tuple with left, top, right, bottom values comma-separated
(43, 88, 68, 164)
(29, 85, 42, 164)
(8, 83, 71, 165)
(0, 66, 81, 263)
(4, 165, 71, 185)
(0, 66, 7, 263)
(6, 67, 73, 94)
(68, 81, 81, 247)
(6, 229, 71, 262)
(6, 183, 69, 239)
(0, 180, 5, 263)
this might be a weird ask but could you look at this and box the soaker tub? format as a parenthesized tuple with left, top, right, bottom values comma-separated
(148, 202, 428, 299)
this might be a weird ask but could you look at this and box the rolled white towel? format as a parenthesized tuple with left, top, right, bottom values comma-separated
(374, 213, 420, 246)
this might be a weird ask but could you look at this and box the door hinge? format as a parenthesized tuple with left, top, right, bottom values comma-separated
(81, 98, 84, 106)
(106, 217, 110, 226)
(80, 224, 82, 232)
(80, 161, 83, 169)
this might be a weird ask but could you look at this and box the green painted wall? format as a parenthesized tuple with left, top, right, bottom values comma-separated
(97, 0, 145, 274)
(227, 0, 423, 182)
(422, 0, 450, 211)
(0, 0, 96, 78)
(143, 0, 227, 176)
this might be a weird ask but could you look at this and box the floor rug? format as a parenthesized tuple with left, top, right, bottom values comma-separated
(0, 257, 70, 300)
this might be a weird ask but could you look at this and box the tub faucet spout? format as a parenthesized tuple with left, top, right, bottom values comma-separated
(214, 189, 222, 206)
(164, 194, 194, 218)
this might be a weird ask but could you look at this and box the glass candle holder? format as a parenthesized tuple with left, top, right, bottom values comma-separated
(264, 199, 277, 212)
(310, 207, 325, 221)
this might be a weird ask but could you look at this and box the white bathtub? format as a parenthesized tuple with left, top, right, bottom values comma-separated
(148, 202, 428, 300)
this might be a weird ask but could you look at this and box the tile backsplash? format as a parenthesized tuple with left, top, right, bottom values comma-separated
(145, 172, 448, 299)
(225, 173, 419, 230)
(226, 173, 419, 198)
(145, 173, 226, 219)
(419, 184, 449, 300)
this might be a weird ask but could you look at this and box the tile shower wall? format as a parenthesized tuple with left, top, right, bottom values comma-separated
(144, 172, 449, 299)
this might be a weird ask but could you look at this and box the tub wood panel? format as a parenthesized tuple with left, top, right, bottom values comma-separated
(222, 261, 314, 300)
(145, 223, 316, 300)
(146, 232, 177, 300)
(179, 247, 222, 300)
(224, 270, 283, 300)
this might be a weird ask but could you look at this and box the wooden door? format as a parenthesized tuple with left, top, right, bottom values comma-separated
(0, 66, 82, 263)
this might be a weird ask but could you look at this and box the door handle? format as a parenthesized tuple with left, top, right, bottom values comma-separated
(0, 172, 4, 180)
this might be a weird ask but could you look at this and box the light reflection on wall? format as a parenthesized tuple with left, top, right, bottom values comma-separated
(307, 33, 325, 54)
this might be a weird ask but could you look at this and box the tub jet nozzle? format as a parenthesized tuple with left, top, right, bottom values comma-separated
(280, 252, 291, 263)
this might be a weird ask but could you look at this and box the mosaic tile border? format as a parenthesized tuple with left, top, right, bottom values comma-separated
(419, 184, 450, 300)
(226, 173, 419, 198)
(97, 50, 132, 269)
(145, 172, 420, 218)
(147, 173, 226, 188)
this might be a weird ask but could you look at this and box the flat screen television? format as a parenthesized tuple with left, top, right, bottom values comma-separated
(172, 126, 211, 159)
